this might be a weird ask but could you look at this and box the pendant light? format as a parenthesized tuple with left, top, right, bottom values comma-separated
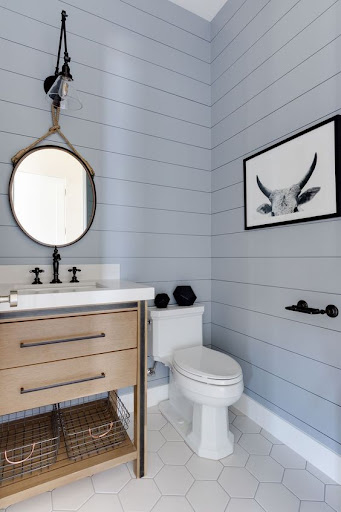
(43, 10, 82, 111)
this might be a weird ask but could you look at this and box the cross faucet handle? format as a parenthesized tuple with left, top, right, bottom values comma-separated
(68, 267, 81, 283)
(29, 268, 45, 285)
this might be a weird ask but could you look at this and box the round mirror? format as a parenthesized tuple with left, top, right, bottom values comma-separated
(9, 146, 96, 247)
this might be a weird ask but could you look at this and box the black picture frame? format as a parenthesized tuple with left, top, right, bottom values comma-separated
(243, 115, 341, 230)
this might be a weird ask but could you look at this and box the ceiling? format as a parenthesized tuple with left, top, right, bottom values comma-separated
(168, 0, 228, 21)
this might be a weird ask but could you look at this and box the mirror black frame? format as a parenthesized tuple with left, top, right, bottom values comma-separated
(9, 145, 97, 248)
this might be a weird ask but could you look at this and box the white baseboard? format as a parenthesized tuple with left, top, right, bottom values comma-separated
(235, 393, 341, 485)
(119, 384, 169, 414)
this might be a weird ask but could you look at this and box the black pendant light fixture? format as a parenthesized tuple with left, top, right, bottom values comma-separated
(44, 10, 82, 111)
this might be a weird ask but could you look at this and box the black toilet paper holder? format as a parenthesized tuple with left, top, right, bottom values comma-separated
(285, 300, 338, 318)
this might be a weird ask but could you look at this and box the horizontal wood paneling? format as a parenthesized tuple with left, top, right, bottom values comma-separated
(211, 0, 341, 455)
(0, 0, 211, 390)
(212, 0, 338, 109)
(212, 334, 341, 453)
(121, 0, 211, 42)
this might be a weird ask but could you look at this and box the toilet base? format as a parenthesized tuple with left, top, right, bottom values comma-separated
(159, 399, 235, 460)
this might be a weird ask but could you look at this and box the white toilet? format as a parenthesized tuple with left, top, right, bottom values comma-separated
(149, 304, 244, 460)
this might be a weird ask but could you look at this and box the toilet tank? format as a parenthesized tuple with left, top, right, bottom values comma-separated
(148, 304, 204, 364)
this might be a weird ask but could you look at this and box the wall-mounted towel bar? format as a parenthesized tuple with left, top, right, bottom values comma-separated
(285, 300, 338, 318)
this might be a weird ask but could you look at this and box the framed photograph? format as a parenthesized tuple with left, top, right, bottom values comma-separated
(243, 116, 341, 230)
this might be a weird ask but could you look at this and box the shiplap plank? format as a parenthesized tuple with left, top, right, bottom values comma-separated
(211, 0, 337, 109)
(210, 0, 246, 42)
(211, 322, 341, 406)
(95, 177, 210, 214)
(212, 257, 341, 295)
(212, 75, 341, 170)
(0, 195, 211, 235)
(60, 0, 211, 63)
(0, 71, 210, 149)
(212, 13, 341, 146)
(212, 334, 341, 453)
(212, 280, 341, 332)
(121, 0, 210, 42)
(212, 221, 341, 258)
(212, 299, 341, 381)
(0, 0, 210, 81)
(0, 227, 211, 259)
(0, 103, 211, 170)
(0, 9, 210, 105)
(211, 0, 272, 70)
(0, 138, 211, 193)
(211, 0, 299, 69)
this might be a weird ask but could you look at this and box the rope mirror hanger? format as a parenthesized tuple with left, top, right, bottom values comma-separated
(11, 105, 94, 177)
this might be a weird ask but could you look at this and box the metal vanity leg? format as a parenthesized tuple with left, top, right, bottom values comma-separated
(134, 301, 147, 477)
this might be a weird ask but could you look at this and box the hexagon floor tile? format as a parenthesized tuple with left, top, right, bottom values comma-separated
(147, 413, 167, 431)
(77, 494, 123, 512)
(270, 444, 306, 469)
(218, 467, 259, 498)
(283, 469, 325, 501)
(220, 443, 249, 467)
(186, 453, 223, 480)
(226, 498, 265, 512)
(5, 411, 339, 512)
(151, 496, 193, 512)
(160, 422, 183, 441)
(246, 455, 284, 482)
(154, 465, 194, 495)
(233, 416, 261, 434)
(148, 430, 166, 452)
(239, 434, 272, 455)
(158, 441, 192, 465)
(256, 483, 300, 512)
(52, 478, 94, 510)
(187, 481, 230, 512)
(325, 485, 341, 512)
(300, 502, 336, 512)
(92, 464, 131, 493)
(118, 479, 161, 512)
(7, 493, 52, 512)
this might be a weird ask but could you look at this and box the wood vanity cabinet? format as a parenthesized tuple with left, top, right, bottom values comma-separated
(0, 301, 147, 508)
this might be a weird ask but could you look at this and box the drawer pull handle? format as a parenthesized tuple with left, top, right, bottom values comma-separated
(20, 373, 106, 394)
(5, 443, 36, 465)
(89, 422, 114, 439)
(20, 333, 106, 348)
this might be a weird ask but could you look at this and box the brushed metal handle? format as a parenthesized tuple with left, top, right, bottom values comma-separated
(0, 291, 18, 307)
(20, 372, 106, 394)
(20, 333, 105, 348)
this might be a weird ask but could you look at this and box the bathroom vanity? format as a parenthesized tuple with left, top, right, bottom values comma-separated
(0, 270, 154, 508)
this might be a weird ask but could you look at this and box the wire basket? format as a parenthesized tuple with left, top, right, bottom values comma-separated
(0, 406, 60, 484)
(59, 392, 130, 461)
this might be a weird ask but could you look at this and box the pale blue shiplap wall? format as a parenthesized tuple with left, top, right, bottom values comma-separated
(211, 0, 341, 454)
(0, 0, 211, 388)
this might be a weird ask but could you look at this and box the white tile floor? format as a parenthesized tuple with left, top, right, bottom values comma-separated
(3, 405, 341, 512)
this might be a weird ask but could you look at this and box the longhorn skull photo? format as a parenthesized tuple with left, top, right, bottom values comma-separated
(256, 153, 320, 217)
(244, 117, 340, 229)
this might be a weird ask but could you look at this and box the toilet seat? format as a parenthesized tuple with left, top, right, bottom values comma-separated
(173, 346, 243, 386)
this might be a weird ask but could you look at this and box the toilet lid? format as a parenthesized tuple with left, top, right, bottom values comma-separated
(173, 346, 242, 383)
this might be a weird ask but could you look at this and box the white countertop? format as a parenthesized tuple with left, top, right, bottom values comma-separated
(0, 279, 155, 313)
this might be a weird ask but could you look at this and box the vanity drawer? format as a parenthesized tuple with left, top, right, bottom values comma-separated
(0, 311, 137, 369)
(0, 349, 137, 415)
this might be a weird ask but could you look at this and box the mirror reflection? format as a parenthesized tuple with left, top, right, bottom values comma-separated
(10, 146, 96, 247)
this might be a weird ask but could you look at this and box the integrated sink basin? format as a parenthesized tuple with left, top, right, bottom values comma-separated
(0, 279, 154, 313)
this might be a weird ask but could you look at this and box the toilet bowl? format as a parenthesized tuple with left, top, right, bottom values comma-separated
(149, 303, 243, 460)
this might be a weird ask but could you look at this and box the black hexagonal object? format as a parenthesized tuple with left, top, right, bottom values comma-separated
(173, 286, 197, 307)
(154, 293, 170, 309)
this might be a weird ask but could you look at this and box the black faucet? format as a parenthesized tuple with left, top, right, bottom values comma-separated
(50, 246, 62, 284)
